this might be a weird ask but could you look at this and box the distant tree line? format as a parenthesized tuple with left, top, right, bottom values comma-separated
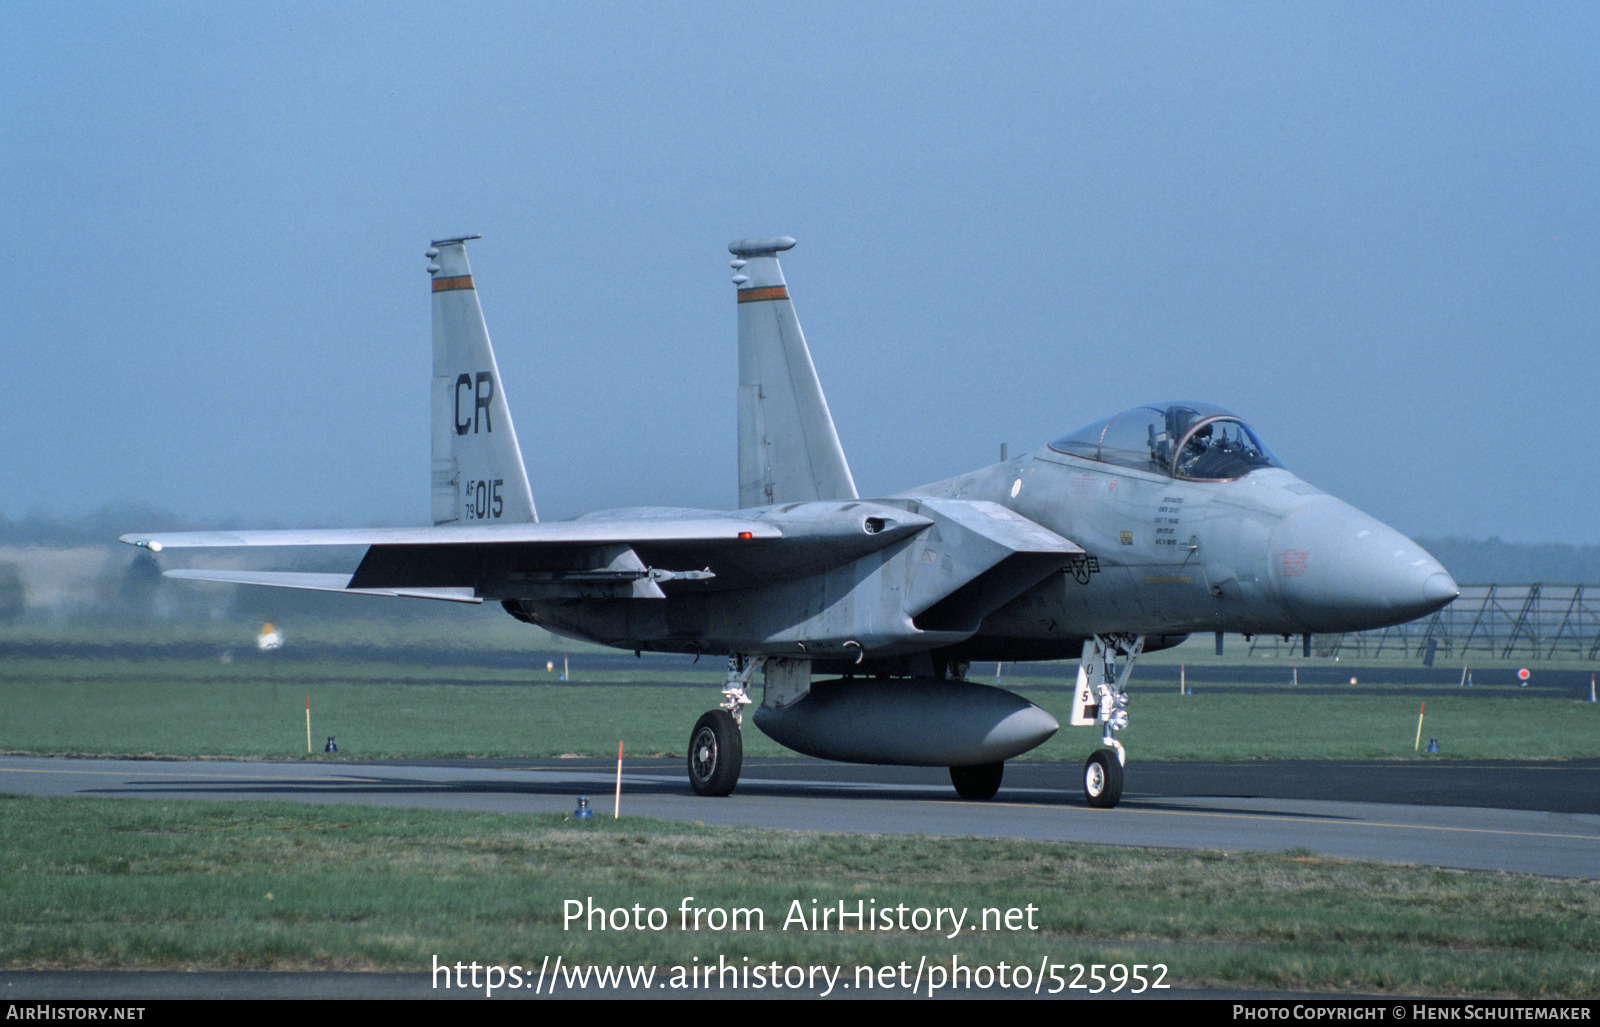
(1412, 536, 1600, 586)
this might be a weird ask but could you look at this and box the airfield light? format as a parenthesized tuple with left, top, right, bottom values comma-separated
(574, 797, 594, 820)
(739, 531, 753, 540)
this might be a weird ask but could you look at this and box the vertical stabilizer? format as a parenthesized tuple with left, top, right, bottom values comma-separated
(730, 236, 858, 509)
(428, 237, 538, 526)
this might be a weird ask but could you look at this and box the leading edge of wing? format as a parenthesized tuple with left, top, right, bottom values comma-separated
(120, 516, 785, 552)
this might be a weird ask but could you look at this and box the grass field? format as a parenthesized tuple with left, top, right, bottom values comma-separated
(3, 795, 1598, 996)
(2, 651, 1596, 761)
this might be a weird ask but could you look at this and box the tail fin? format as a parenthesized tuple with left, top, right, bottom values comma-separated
(730, 236, 857, 509)
(427, 237, 538, 525)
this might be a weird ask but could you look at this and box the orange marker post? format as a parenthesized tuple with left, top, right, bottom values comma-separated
(1414, 702, 1425, 752)
(614, 741, 624, 819)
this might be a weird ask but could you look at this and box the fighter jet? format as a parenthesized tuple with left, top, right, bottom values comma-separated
(123, 236, 1458, 808)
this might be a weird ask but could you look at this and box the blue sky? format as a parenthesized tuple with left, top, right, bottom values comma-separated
(4, 3, 1596, 542)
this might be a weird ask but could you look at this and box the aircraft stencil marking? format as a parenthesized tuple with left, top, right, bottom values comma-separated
(462, 478, 505, 520)
(124, 235, 1458, 808)
(454, 371, 495, 435)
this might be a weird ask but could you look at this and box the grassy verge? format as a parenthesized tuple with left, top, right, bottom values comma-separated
(4, 655, 1599, 761)
(2, 795, 1596, 996)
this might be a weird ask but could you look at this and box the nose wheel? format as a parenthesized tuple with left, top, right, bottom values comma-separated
(1083, 749, 1123, 808)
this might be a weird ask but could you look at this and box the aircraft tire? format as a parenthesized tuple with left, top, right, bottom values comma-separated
(688, 710, 742, 797)
(949, 762, 1004, 800)
(1084, 749, 1123, 809)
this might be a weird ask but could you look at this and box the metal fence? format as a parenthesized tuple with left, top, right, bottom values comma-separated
(1245, 584, 1600, 662)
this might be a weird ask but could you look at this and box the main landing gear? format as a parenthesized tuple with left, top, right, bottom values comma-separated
(687, 655, 762, 796)
(1073, 635, 1143, 809)
(949, 761, 1004, 800)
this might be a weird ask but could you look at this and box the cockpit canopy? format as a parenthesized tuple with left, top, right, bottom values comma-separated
(1049, 402, 1283, 481)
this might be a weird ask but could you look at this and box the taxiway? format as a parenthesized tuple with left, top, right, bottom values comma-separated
(2, 754, 1595, 880)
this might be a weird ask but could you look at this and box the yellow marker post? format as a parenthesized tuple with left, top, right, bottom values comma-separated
(614, 740, 624, 819)
(1414, 701, 1425, 752)
(306, 696, 312, 755)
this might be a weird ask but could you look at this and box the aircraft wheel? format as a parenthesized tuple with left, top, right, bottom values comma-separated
(1084, 749, 1123, 809)
(949, 762, 1004, 800)
(687, 710, 742, 797)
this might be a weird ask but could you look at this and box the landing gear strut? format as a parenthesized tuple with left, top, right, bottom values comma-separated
(686, 655, 762, 797)
(1073, 635, 1143, 809)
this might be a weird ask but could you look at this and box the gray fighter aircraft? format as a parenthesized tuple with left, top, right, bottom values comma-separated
(123, 236, 1458, 808)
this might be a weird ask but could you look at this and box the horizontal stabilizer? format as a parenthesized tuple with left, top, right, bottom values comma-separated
(121, 517, 783, 551)
(163, 569, 482, 603)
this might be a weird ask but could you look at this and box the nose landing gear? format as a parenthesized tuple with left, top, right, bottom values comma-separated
(1072, 635, 1142, 809)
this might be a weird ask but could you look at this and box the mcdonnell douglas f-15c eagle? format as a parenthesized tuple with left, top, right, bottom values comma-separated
(124, 236, 1458, 808)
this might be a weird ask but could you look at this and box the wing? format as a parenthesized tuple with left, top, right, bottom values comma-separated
(122, 503, 938, 602)
(125, 496, 1081, 614)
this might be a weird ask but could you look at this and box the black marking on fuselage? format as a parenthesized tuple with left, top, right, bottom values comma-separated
(1064, 554, 1100, 585)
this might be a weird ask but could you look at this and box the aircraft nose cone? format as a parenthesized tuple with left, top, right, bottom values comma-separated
(1271, 498, 1458, 633)
(1422, 570, 1459, 608)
